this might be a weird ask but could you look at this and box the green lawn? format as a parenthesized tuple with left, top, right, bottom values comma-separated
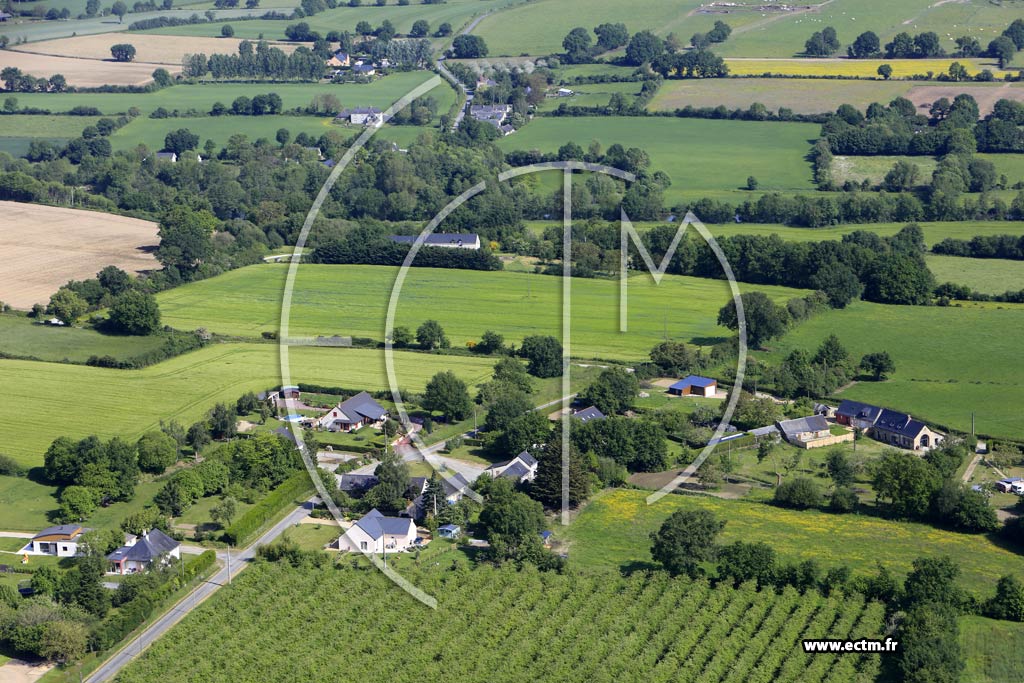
(9, 72, 452, 117)
(565, 488, 1024, 596)
(832, 154, 1024, 187)
(155, 263, 809, 360)
(497, 117, 818, 202)
(927, 254, 1024, 294)
(760, 300, 1024, 440)
(282, 523, 341, 551)
(0, 475, 58, 532)
(0, 344, 496, 466)
(0, 314, 167, 364)
(961, 615, 1024, 683)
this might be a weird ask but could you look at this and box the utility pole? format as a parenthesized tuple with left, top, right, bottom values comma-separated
(227, 548, 231, 584)
(972, 412, 976, 435)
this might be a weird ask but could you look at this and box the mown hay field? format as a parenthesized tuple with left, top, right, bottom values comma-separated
(0, 49, 175, 87)
(0, 201, 159, 309)
(13, 33, 297, 65)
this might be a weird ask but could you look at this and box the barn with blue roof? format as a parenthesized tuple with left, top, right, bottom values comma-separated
(668, 375, 718, 398)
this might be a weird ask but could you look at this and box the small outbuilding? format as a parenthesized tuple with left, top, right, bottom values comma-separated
(668, 375, 717, 397)
(438, 524, 461, 539)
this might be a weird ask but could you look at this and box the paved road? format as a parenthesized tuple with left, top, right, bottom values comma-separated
(85, 498, 317, 683)
(435, 10, 495, 129)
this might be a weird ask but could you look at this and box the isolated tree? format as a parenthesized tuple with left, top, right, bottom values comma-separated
(424, 370, 472, 421)
(774, 477, 823, 509)
(136, 431, 177, 473)
(435, 22, 452, 37)
(717, 291, 790, 349)
(108, 290, 161, 335)
(416, 319, 449, 350)
(988, 35, 1016, 69)
(221, 24, 235, 38)
(210, 496, 237, 527)
(649, 340, 699, 376)
(111, 1, 127, 23)
(47, 288, 87, 325)
(746, 175, 758, 190)
(988, 575, 1024, 622)
(475, 330, 505, 354)
(873, 450, 939, 519)
(877, 63, 893, 80)
(86, 0, 100, 15)
(860, 351, 895, 380)
(650, 509, 724, 577)
(826, 448, 855, 488)
(518, 335, 563, 378)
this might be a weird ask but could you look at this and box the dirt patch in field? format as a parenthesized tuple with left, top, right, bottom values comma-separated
(15, 33, 300, 66)
(0, 50, 173, 87)
(0, 201, 159, 309)
(906, 83, 1024, 116)
(0, 660, 54, 683)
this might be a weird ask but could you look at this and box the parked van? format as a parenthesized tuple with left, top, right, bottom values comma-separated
(1011, 481, 1024, 495)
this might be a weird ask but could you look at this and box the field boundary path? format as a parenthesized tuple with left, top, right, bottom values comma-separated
(84, 497, 317, 683)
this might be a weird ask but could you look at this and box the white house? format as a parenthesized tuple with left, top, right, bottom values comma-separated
(317, 391, 389, 432)
(26, 525, 89, 557)
(336, 106, 382, 127)
(106, 529, 181, 575)
(337, 509, 418, 553)
(484, 451, 538, 483)
(388, 233, 482, 250)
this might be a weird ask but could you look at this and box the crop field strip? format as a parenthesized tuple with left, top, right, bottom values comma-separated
(113, 561, 884, 683)
(0, 343, 496, 465)
(567, 489, 1024, 594)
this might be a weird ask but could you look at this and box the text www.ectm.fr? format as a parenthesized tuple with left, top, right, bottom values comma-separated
(802, 638, 898, 654)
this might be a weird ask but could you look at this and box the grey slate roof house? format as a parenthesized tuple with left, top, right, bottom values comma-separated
(573, 406, 606, 422)
(317, 391, 389, 432)
(835, 400, 884, 430)
(106, 529, 181, 575)
(337, 509, 418, 553)
(871, 409, 943, 451)
(484, 451, 538, 483)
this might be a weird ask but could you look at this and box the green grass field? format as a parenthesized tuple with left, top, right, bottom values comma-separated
(565, 489, 1024, 595)
(135, 0, 498, 40)
(0, 314, 167, 363)
(114, 559, 885, 683)
(833, 153, 1024, 187)
(0, 343, 496, 465)
(524, 220, 1024, 247)
(760, 299, 1024, 439)
(0, 114, 104, 138)
(155, 263, 809, 359)
(471, 0, 1024, 59)
(7, 71, 451, 116)
(961, 615, 1024, 683)
(496, 117, 818, 202)
(0, 475, 58, 532)
(650, 78, 917, 115)
(927, 254, 1024, 294)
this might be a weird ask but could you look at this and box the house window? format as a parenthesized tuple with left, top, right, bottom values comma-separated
(359, 541, 367, 551)
(61, 545, 68, 553)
